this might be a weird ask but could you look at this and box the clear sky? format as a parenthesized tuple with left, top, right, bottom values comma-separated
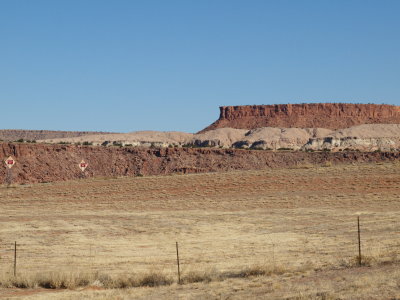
(1, 0, 399, 133)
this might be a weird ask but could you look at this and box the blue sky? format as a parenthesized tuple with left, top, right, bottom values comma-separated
(1, 0, 399, 133)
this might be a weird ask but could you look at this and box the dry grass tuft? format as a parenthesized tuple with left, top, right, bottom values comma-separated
(35, 272, 94, 289)
(0, 271, 173, 289)
(284, 291, 337, 300)
(224, 263, 290, 279)
(339, 256, 375, 268)
(339, 249, 400, 268)
(0, 272, 96, 289)
(182, 268, 219, 283)
(0, 263, 303, 290)
(136, 271, 173, 287)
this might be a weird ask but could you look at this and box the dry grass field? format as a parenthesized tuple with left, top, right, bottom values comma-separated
(0, 162, 399, 299)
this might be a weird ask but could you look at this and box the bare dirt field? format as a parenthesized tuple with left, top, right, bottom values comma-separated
(0, 162, 399, 299)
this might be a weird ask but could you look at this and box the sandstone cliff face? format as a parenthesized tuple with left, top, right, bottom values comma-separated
(0, 143, 399, 184)
(200, 103, 400, 132)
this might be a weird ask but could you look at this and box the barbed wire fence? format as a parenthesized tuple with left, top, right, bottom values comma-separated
(0, 215, 398, 285)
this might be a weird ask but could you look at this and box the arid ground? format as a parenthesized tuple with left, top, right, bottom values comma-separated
(0, 162, 399, 299)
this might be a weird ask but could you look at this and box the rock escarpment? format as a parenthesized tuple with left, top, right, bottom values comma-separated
(0, 143, 399, 184)
(200, 103, 400, 132)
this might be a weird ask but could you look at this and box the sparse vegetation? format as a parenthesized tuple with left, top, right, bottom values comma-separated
(322, 161, 333, 167)
(112, 141, 123, 147)
(182, 143, 196, 148)
(0, 162, 399, 299)
(0, 270, 173, 289)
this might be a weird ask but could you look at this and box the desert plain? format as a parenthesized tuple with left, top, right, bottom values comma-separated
(0, 161, 399, 299)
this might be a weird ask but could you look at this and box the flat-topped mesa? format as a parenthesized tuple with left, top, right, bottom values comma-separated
(199, 103, 400, 132)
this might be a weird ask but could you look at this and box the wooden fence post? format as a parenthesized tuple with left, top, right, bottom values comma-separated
(272, 243, 275, 268)
(176, 242, 181, 284)
(6, 168, 12, 186)
(357, 216, 362, 266)
(14, 241, 17, 276)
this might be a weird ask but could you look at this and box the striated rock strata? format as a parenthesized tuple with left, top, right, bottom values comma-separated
(0, 143, 399, 184)
(200, 103, 400, 132)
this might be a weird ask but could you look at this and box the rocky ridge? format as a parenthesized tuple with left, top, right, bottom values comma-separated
(0, 142, 399, 184)
(0, 129, 114, 141)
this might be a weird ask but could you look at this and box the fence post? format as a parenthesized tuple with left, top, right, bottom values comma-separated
(6, 168, 12, 186)
(14, 241, 17, 276)
(272, 243, 275, 268)
(357, 216, 362, 266)
(176, 241, 181, 284)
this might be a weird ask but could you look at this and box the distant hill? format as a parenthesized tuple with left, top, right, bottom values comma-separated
(0, 129, 116, 142)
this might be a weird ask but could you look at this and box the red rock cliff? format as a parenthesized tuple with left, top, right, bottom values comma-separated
(200, 103, 400, 132)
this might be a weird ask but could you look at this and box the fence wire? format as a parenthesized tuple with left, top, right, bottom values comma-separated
(0, 216, 398, 279)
